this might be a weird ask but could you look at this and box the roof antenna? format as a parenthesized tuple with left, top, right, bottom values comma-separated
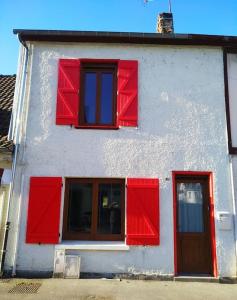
(144, 0, 172, 12)
(168, 0, 172, 13)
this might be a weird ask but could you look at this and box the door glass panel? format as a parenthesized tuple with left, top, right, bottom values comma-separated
(68, 183, 93, 233)
(97, 183, 122, 234)
(177, 182, 204, 232)
(100, 73, 113, 124)
(84, 72, 97, 124)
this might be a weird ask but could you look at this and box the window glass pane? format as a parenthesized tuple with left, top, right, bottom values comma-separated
(100, 73, 113, 124)
(84, 72, 97, 124)
(97, 183, 122, 234)
(68, 183, 92, 233)
(177, 182, 204, 233)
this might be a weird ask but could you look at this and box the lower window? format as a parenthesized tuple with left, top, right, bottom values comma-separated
(62, 178, 125, 241)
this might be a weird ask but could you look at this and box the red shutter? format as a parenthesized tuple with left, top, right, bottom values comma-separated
(56, 59, 80, 126)
(117, 60, 138, 127)
(26, 177, 62, 244)
(126, 178, 159, 245)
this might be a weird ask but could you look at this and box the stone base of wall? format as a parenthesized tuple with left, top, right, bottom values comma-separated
(2, 270, 53, 279)
(2, 270, 237, 284)
(80, 272, 174, 281)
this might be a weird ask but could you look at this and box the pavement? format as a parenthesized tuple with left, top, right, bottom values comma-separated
(1, 278, 237, 300)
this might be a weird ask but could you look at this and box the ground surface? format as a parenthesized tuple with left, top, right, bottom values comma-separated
(1, 278, 237, 300)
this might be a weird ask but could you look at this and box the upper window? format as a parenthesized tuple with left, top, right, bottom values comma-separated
(80, 63, 117, 127)
(56, 59, 138, 129)
(62, 178, 125, 241)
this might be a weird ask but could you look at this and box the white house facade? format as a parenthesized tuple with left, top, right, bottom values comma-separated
(4, 29, 237, 279)
(0, 75, 15, 276)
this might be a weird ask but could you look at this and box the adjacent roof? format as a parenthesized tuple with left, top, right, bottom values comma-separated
(13, 29, 237, 47)
(0, 75, 15, 153)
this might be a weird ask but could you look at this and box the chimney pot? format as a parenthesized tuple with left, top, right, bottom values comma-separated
(157, 12, 174, 34)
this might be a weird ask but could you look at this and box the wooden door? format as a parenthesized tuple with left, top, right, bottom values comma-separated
(176, 176, 213, 275)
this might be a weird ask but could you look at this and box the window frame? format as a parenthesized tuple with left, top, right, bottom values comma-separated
(62, 178, 125, 241)
(78, 63, 118, 129)
(223, 47, 237, 154)
(0, 169, 3, 184)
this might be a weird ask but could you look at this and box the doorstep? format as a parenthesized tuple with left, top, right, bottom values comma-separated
(174, 276, 219, 283)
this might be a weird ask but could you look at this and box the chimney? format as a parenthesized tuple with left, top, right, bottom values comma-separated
(157, 12, 174, 34)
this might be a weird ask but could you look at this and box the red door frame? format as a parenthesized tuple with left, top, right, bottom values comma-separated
(172, 171, 218, 277)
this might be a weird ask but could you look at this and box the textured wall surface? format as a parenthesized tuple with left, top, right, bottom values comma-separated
(227, 53, 237, 147)
(6, 42, 236, 277)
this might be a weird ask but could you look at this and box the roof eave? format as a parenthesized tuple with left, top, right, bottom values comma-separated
(13, 29, 237, 47)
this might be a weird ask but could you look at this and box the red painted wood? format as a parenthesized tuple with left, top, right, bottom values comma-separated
(172, 172, 178, 275)
(172, 171, 218, 277)
(209, 173, 218, 277)
(126, 178, 159, 245)
(56, 59, 80, 126)
(117, 60, 138, 127)
(26, 177, 62, 244)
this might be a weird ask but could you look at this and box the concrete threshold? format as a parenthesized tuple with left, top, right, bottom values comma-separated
(174, 276, 237, 284)
(174, 276, 219, 283)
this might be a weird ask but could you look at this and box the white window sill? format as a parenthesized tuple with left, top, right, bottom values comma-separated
(56, 241, 130, 251)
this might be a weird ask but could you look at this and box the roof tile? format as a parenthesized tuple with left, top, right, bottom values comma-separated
(0, 75, 16, 153)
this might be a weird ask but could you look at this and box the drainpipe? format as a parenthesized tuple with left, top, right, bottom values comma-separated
(1, 34, 29, 277)
(14, 36, 29, 145)
(11, 174, 24, 277)
(8, 42, 24, 142)
(229, 155, 237, 276)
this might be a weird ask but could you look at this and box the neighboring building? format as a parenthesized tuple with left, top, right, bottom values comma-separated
(0, 75, 15, 165)
(224, 49, 237, 269)
(3, 27, 237, 279)
(0, 74, 15, 274)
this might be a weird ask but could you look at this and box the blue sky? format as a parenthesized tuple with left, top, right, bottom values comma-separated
(1, 0, 237, 74)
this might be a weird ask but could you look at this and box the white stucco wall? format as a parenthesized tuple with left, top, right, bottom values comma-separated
(6, 42, 236, 277)
(227, 53, 237, 147)
(226, 54, 237, 276)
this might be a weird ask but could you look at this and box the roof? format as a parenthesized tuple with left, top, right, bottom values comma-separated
(0, 75, 16, 153)
(13, 29, 237, 47)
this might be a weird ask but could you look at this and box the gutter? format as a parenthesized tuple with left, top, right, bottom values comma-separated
(14, 40, 29, 145)
(13, 29, 237, 47)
